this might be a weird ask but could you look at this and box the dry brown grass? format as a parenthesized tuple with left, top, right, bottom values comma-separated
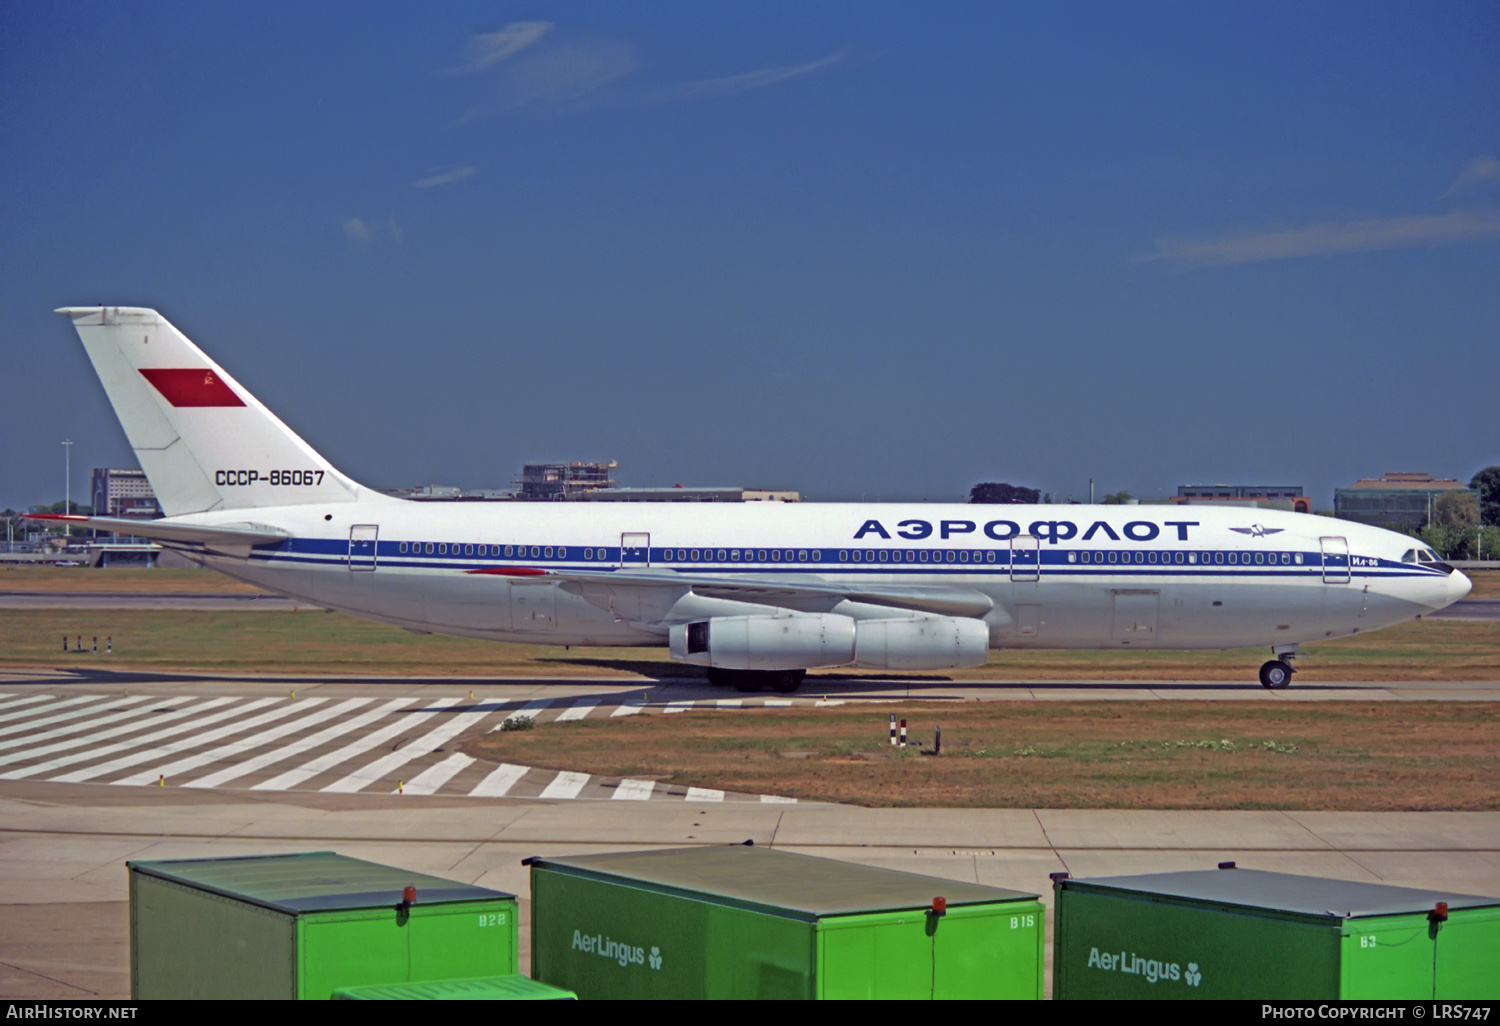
(1, 607, 1497, 680)
(466, 702, 1500, 810)
(0, 566, 264, 594)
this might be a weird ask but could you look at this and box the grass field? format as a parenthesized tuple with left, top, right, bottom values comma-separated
(0, 608, 1497, 680)
(466, 702, 1500, 810)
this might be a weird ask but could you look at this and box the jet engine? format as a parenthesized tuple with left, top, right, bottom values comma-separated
(668, 614, 989, 671)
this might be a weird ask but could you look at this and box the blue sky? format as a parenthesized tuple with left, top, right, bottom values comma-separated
(2, 2, 1497, 509)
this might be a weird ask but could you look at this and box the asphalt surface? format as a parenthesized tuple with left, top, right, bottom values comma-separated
(0, 664, 1494, 998)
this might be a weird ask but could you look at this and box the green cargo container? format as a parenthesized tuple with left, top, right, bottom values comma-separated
(333, 975, 576, 1000)
(1053, 866, 1500, 1000)
(128, 851, 518, 999)
(528, 845, 1044, 1000)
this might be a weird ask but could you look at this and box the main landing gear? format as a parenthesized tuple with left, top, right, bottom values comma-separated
(1258, 659, 1295, 689)
(706, 668, 806, 693)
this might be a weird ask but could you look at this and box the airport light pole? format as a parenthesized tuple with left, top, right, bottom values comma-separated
(62, 439, 72, 539)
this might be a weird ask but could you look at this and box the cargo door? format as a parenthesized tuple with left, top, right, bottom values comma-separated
(620, 532, 650, 568)
(1321, 536, 1350, 584)
(1434, 907, 1500, 1000)
(510, 583, 556, 631)
(1010, 535, 1039, 582)
(348, 525, 378, 571)
(818, 914, 933, 999)
(1112, 590, 1159, 645)
(932, 905, 1043, 999)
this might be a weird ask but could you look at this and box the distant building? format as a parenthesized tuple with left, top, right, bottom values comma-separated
(516, 461, 619, 501)
(1335, 472, 1477, 528)
(1173, 484, 1309, 514)
(580, 486, 800, 503)
(383, 484, 465, 500)
(90, 468, 160, 519)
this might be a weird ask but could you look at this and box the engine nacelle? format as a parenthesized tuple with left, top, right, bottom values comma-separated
(669, 614, 990, 671)
(670, 614, 856, 671)
(852, 616, 989, 670)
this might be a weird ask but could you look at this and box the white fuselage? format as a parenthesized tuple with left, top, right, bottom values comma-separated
(185, 499, 1469, 654)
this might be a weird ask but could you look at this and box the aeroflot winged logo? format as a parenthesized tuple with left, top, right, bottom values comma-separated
(1229, 525, 1284, 538)
(138, 368, 245, 407)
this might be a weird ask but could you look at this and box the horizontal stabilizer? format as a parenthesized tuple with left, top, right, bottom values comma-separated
(23, 513, 287, 548)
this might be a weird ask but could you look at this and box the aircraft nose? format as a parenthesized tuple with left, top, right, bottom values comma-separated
(1447, 569, 1473, 606)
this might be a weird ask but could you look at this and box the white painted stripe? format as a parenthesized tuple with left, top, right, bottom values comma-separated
(321, 703, 499, 793)
(55, 699, 317, 783)
(715, 699, 742, 709)
(468, 763, 529, 797)
(0, 696, 154, 749)
(0, 695, 95, 727)
(538, 770, 589, 799)
(612, 778, 654, 801)
(0, 698, 239, 779)
(760, 795, 798, 804)
(609, 703, 644, 717)
(398, 752, 475, 795)
(663, 701, 693, 715)
(685, 787, 724, 802)
(253, 698, 460, 791)
(488, 698, 551, 731)
(763, 699, 794, 707)
(554, 699, 598, 722)
(0, 696, 203, 768)
(188, 698, 414, 789)
(114, 698, 371, 787)
(813, 699, 843, 707)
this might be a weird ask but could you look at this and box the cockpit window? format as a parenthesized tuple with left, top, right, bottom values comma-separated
(1401, 549, 1417, 563)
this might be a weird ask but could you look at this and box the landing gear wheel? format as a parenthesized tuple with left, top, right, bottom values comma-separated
(732, 671, 763, 693)
(706, 667, 734, 688)
(1259, 659, 1294, 689)
(770, 669, 806, 694)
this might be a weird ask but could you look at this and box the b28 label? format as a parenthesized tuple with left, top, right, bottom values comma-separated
(215, 469, 325, 486)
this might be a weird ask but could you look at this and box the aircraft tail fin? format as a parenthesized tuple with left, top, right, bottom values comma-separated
(57, 306, 369, 516)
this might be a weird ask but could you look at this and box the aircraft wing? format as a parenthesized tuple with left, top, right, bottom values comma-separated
(467, 566, 994, 619)
(23, 513, 288, 551)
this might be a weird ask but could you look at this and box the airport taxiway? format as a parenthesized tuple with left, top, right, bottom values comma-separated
(0, 671, 1495, 998)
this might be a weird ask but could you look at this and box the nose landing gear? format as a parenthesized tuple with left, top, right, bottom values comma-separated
(1259, 659, 1295, 689)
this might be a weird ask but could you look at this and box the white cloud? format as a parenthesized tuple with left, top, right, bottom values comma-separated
(1137, 209, 1500, 268)
(654, 52, 846, 103)
(413, 165, 477, 189)
(342, 218, 373, 245)
(490, 37, 641, 114)
(1445, 155, 1500, 197)
(446, 22, 552, 76)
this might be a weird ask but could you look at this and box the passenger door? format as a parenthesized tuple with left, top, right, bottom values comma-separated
(348, 525, 378, 571)
(1320, 536, 1351, 584)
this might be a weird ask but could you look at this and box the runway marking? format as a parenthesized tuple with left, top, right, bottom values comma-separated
(114, 698, 372, 787)
(813, 699, 844, 707)
(664, 701, 693, 714)
(0, 695, 98, 728)
(554, 699, 598, 722)
(0, 695, 62, 717)
(685, 786, 724, 803)
(399, 753, 475, 795)
(609, 703, 645, 717)
(468, 763, 529, 797)
(764, 699, 794, 707)
(760, 794, 798, 804)
(187, 698, 414, 789)
(0, 696, 154, 748)
(53, 699, 316, 784)
(716, 699, 743, 709)
(321, 703, 498, 793)
(611, 778, 654, 801)
(538, 770, 589, 800)
(0, 697, 241, 780)
(253, 698, 461, 791)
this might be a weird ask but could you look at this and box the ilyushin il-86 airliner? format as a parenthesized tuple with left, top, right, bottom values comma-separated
(32, 307, 1471, 693)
